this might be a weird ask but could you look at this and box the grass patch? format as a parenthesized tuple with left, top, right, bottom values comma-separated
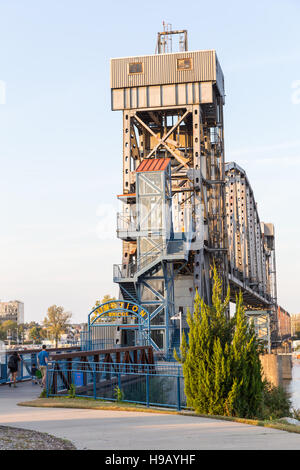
(18, 397, 178, 415)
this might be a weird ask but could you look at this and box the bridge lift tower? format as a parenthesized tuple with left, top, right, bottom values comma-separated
(111, 28, 227, 355)
(110, 28, 277, 355)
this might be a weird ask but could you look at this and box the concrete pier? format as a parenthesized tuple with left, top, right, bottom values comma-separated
(260, 354, 292, 386)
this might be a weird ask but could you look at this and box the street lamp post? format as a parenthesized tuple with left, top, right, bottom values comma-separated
(7, 329, 12, 347)
(178, 307, 184, 347)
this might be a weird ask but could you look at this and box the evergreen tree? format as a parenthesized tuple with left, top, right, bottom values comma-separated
(227, 292, 264, 417)
(175, 265, 263, 418)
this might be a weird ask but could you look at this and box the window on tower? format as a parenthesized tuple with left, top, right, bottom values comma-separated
(177, 58, 193, 70)
(128, 62, 143, 74)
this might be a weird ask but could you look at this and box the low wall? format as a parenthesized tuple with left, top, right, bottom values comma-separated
(260, 354, 292, 386)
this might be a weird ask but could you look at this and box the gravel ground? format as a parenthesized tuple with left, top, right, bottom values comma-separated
(0, 425, 76, 450)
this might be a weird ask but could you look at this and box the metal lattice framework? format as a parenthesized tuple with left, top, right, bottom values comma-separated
(225, 162, 277, 348)
(109, 33, 278, 354)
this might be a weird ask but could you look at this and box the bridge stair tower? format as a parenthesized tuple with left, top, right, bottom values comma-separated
(111, 29, 227, 355)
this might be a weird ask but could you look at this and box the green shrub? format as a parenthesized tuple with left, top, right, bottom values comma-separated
(175, 265, 264, 419)
(68, 383, 76, 399)
(260, 381, 291, 420)
(114, 386, 124, 402)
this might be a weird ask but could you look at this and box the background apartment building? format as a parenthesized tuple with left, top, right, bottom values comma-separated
(291, 313, 300, 337)
(0, 300, 24, 324)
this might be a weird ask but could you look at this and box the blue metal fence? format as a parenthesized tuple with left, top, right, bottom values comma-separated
(80, 335, 115, 352)
(0, 346, 81, 385)
(0, 351, 39, 384)
(80, 327, 189, 361)
(46, 361, 186, 411)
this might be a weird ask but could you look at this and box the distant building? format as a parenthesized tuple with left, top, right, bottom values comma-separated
(277, 306, 291, 339)
(0, 300, 24, 324)
(291, 313, 300, 336)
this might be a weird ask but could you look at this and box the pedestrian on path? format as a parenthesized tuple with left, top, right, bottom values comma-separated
(31, 363, 41, 385)
(7, 351, 21, 388)
(37, 345, 49, 389)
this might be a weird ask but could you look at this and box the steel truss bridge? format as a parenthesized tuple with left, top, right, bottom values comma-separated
(108, 30, 280, 355)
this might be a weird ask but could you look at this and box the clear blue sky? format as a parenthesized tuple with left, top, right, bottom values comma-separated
(0, 0, 299, 323)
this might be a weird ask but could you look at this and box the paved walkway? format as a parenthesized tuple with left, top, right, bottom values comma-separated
(1, 382, 300, 450)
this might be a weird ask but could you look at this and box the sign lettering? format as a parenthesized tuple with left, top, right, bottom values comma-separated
(88, 300, 149, 325)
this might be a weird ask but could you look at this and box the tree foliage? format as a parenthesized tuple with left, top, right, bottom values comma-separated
(175, 265, 264, 418)
(29, 326, 43, 344)
(0, 320, 18, 341)
(1, 320, 18, 332)
(43, 305, 72, 347)
(93, 295, 116, 309)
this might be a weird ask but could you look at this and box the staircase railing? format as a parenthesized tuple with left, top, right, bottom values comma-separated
(113, 263, 137, 281)
(137, 241, 166, 272)
(114, 228, 193, 282)
(116, 213, 137, 234)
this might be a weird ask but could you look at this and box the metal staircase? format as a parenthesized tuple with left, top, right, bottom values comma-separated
(113, 236, 191, 284)
(119, 282, 138, 303)
(113, 157, 195, 354)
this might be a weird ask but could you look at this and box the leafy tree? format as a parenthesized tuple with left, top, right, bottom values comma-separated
(40, 328, 48, 339)
(175, 265, 264, 418)
(1, 320, 18, 332)
(91, 295, 118, 324)
(43, 305, 72, 347)
(29, 326, 43, 344)
(0, 327, 5, 341)
(0, 320, 18, 342)
(93, 295, 116, 309)
(24, 321, 39, 329)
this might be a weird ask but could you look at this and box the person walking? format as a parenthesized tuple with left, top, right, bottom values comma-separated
(31, 362, 39, 385)
(7, 351, 21, 388)
(37, 345, 49, 389)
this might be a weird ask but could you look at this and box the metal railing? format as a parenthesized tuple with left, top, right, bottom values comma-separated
(113, 235, 193, 283)
(0, 352, 37, 384)
(137, 241, 165, 272)
(0, 346, 80, 385)
(116, 213, 137, 235)
(113, 241, 165, 281)
(46, 360, 186, 410)
(113, 263, 137, 281)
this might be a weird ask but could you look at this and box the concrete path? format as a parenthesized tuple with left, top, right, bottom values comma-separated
(1, 382, 300, 450)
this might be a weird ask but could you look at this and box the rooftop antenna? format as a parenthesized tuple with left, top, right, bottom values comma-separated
(156, 23, 188, 54)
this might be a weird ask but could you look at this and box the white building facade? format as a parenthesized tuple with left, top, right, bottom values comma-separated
(0, 300, 24, 324)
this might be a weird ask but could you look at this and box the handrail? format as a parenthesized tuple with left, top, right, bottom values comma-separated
(137, 241, 165, 272)
(50, 345, 153, 360)
(117, 212, 137, 232)
(114, 229, 195, 281)
(6, 345, 80, 355)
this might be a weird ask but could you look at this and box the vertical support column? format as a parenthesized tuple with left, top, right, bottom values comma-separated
(93, 363, 97, 400)
(123, 111, 131, 193)
(67, 359, 72, 388)
(122, 111, 134, 272)
(146, 373, 150, 407)
(177, 375, 181, 411)
(192, 104, 205, 299)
